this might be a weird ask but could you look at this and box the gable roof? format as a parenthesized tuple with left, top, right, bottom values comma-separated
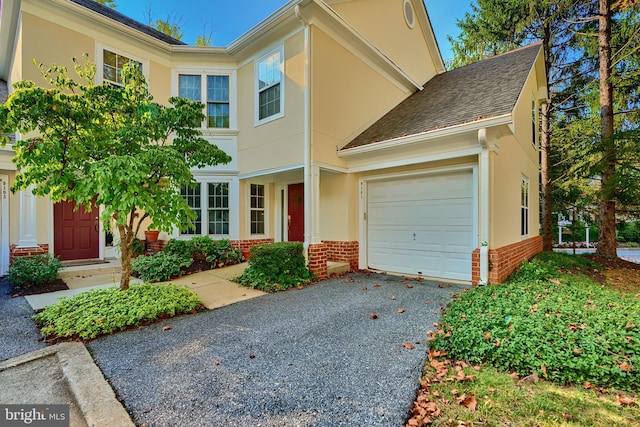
(342, 42, 543, 150)
(69, 0, 186, 46)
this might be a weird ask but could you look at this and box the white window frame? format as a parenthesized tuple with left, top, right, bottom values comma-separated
(255, 46, 285, 126)
(521, 176, 529, 237)
(179, 177, 237, 239)
(249, 183, 268, 236)
(531, 97, 538, 148)
(96, 44, 148, 85)
(173, 69, 237, 131)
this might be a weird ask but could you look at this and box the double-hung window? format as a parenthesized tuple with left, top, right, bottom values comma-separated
(250, 184, 265, 235)
(178, 73, 230, 129)
(521, 177, 529, 237)
(103, 49, 141, 86)
(180, 182, 230, 236)
(256, 49, 284, 123)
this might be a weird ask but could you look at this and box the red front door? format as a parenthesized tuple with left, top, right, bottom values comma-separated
(53, 200, 100, 261)
(288, 183, 304, 242)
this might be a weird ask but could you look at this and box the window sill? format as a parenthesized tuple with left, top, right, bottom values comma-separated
(199, 128, 239, 137)
(255, 112, 284, 127)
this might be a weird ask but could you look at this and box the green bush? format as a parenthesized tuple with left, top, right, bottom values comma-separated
(163, 237, 243, 268)
(617, 221, 640, 243)
(9, 254, 62, 289)
(431, 253, 640, 391)
(162, 238, 191, 258)
(131, 252, 192, 282)
(33, 283, 202, 339)
(235, 242, 313, 292)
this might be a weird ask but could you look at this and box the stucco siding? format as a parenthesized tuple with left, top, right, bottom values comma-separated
(328, 0, 438, 83)
(237, 32, 306, 175)
(311, 27, 408, 167)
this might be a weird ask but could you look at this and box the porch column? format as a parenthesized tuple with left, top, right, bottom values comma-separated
(17, 186, 38, 247)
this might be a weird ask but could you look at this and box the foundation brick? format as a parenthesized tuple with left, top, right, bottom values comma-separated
(471, 236, 543, 284)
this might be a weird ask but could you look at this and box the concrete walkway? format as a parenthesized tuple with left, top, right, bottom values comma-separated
(24, 262, 263, 311)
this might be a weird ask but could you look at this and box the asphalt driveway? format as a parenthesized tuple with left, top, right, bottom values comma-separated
(89, 272, 467, 426)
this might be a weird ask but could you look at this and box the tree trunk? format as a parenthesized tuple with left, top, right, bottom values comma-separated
(596, 0, 618, 257)
(118, 224, 132, 290)
(540, 102, 553, 251)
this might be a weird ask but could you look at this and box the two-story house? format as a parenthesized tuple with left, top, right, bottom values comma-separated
(0, 0, 547, 284)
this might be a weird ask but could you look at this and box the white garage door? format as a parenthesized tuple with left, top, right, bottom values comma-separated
(367, 170, 475, 281)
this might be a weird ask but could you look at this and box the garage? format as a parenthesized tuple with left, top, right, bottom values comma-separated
(366, 169, 475, 281)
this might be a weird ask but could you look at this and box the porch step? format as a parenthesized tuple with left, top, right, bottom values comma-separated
(58, 259, 122, 288)
(327, 261, 350, 276)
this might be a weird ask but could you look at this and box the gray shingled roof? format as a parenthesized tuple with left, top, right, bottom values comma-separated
(343, 42, 542, 150)
(70, 0, 186, 46)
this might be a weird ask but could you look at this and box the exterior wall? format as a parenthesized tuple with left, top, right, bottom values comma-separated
(472, 235, 543, 284)
(327, 0, 439, 83)
(308, 242, 328, 280)
(323, 240, 359, 271)
(490, 73, 541, 249)
(236, 31, 306, 175)
(311, 27, 409, 166)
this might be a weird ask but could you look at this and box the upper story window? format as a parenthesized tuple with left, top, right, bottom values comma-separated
(256, 48, 284, 124)
(103, 50, 141, 86)
(521, 176, 529, 237)
(178, 73, 230, 129)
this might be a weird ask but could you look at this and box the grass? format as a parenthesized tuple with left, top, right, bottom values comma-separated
(407, 252, 640, 426)
(33, 283, 203, 340)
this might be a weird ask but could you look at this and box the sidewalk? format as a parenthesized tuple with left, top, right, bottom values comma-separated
(24, 262, 265, 311)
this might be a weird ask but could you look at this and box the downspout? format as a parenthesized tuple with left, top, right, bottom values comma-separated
(296, 6, 316, 250)
(477, 128, 490, 285)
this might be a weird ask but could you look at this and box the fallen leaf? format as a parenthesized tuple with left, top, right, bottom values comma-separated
(397, 308, 405, 313)
(162, 325, 171, 331)
(373, 283, 381, 287)
(407, 284, 414, 288)
(391, 295, 396, 300)
(519, 371, 539, 384)
(541, 365, 547, 375)
(583, 381, 595, 390)
(618, 361, 633, 372)
(563, 413, 572, 420)
(361, 287, 368, 291)
(214, 361, 220, 366)
(549, 278, 561, 285)
(403, 342, 415, 350)
(573, 348, 583, 355)
(370, 313, 378, 319)
(451, 389, 459, 395)
(617, 395, 636, 406)
(249, 354, 256, 359)
(462, 394, 477, 411)
(483, 331, 492, 341)
(425, 300, 430, 304)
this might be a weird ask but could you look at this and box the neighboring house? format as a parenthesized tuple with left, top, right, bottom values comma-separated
(0, 0, 547, 284)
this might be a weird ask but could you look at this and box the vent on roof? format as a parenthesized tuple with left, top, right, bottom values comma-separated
(403, 0, 415, 29)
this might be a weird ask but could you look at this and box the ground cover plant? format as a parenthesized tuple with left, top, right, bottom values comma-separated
(407, 252, 640, 426)
(33, 283, 202, 340)
(235, 242, 314, 292)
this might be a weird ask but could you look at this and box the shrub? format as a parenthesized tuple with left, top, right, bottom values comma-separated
(205, 239, 243, 267)
(162, 238, 191, 258)
(131, 252, 192, 282)
(431, 253, 640, 391)
(33, 283, 202, 339)
(9, 254, 62, 289)
(235, 242, 314, 292)
(163, 237, 243, 268)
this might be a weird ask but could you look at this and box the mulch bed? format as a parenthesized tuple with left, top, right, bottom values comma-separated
(11, 279, 69, 297)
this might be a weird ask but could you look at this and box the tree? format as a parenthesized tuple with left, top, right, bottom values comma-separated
(449, 0, 580, 251)
(94, 0, 117, 9)
(144, 7, 184, 41)
(0, 57, 231, 289)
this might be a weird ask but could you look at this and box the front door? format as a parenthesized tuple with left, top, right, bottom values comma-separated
(53, 200, 100, 261)
(287, 183, 304, 242)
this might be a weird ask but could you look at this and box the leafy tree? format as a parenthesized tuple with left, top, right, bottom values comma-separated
(94, 0, 117, 9)
(0, 57, 231, 289)
(144, 7, 184, 41)
(449, 0, 580, 251)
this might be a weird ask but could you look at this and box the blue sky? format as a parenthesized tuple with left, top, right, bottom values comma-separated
(115, 0, 471, 62)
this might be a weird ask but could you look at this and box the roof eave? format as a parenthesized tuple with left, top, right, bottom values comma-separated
(338, 114, 513, 158)
(0, 0, 21, 79)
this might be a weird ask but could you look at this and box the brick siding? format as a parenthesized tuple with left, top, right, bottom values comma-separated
(322, 240, 359, 271)
(10, 244, 50, 264)
(472, 235, 543, 284)
(308, 242, 328, 280)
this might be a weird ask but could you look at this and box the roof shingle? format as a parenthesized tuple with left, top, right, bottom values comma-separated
(343, 42, 542, 150)
(70, 0, 186, 46)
